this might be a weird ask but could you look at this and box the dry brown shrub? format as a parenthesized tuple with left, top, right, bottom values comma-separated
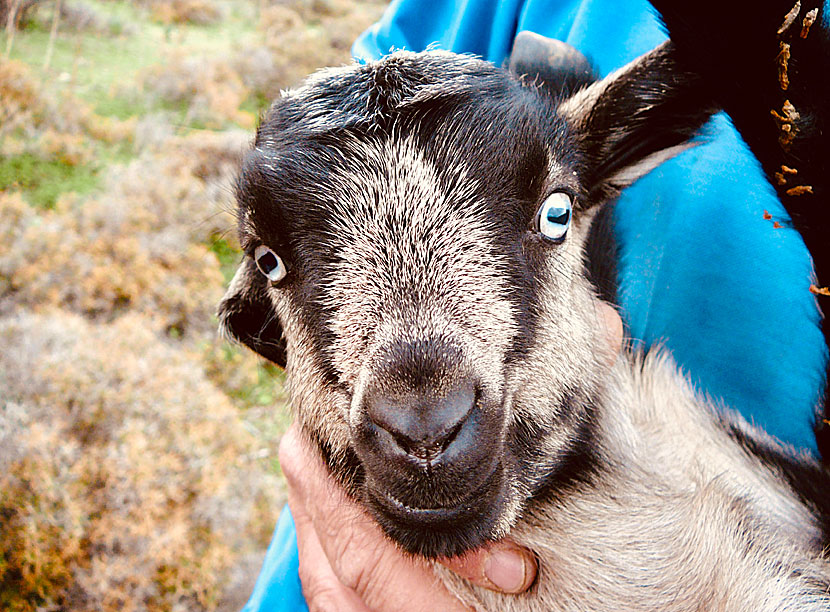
(59, 1, 107, 33)
(0, 129, 245, 334)
(0, 310, 281, 611)
(0, 193, 222, 334)
(148, 0, 223, 25)
(230, 0, 385, 102)
(0, 59, 43, 139)
(35, 129, 95, 165)
(0, 59, 131, 139)
(270, 0, 356, 21)
(143, 52, 253, 128)
(0, 59, 134, 163)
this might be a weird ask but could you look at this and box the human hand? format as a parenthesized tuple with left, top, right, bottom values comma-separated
(279, 425, 538, 612)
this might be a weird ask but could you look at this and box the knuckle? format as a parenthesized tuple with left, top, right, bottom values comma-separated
(335, 549, 388, 599)
(332, 554, 372, 591)
(298, 564, 350, 612)
(308, 593, 346, 612)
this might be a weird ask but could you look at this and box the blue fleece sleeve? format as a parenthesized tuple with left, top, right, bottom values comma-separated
(241, 507, 308, 612)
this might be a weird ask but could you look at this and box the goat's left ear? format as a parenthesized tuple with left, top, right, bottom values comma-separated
(559, 41, 718, 203)
(217, 258, 287, 368)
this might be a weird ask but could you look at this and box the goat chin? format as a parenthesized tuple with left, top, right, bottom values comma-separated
(435, 349, 830, 612)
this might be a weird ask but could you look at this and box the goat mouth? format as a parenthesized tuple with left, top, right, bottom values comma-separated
(373, 489, 482, 524)
(364, 465, 506, 558)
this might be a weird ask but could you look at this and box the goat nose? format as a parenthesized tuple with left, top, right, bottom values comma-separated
(364, 382, 477, 462)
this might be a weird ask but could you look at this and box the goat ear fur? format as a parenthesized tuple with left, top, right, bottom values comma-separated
(217, 258, 287, 368)
(558, 41, 717, 202)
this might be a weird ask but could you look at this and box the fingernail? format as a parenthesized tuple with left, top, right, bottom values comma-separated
(484, 548, 527, 593)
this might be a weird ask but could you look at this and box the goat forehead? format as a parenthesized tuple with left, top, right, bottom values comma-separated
(325, 136, 486, 246)
(316, 135, 514, 307)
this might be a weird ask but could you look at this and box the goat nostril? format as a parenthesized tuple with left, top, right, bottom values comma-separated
(393, 418, 465, 462)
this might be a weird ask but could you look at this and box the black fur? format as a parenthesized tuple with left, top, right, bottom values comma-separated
(506, 31, 620, 306)
(524, 387, 604, 506)
(507, 31, 599, 97)
(584, 202, 620, 305)
(572, 44, 718, 204)
(218, 258, 287, 367)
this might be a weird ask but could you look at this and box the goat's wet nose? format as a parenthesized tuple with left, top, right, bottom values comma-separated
(364, 382, 477, 464)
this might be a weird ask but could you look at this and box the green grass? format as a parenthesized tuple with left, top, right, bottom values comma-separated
(240, 90, 270, 117)
(241, 361, 292, 477)
(207, 233, 242, 284)
(94, 94, 148, 121)
(243, 362, 287, 408)
(0, 0, 268, 210)
(2, 13, 165, 104)
(206, 341, 292, 476)
(0, 153, 100, 208)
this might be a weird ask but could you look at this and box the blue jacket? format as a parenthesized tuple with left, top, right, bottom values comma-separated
(243, 2, 827, 610)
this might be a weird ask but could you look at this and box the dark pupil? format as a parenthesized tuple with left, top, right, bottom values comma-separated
(546, 206, 570, 226)
(257, 250, 278, 274)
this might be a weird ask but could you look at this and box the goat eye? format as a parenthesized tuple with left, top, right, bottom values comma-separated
(536, 192, 572, 242)
(254, 245, 287, 283)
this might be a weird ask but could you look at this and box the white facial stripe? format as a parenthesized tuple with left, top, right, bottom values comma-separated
(305, 135, 517, 402)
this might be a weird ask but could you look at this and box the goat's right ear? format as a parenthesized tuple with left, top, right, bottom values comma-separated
(218, 258, 287, 368)
(558, 41, 718, 203)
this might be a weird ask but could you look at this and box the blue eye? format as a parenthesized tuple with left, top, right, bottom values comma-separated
(254, 245, 287, 283)
(536, 192, 572, 242)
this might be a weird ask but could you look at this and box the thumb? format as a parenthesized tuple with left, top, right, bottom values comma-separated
(439, 541, 537, 594)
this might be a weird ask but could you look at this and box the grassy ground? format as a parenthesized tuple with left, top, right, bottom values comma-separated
(0, 0, 384, 610)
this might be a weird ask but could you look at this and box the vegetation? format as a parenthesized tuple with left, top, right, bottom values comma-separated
(0, 0, 384, 609)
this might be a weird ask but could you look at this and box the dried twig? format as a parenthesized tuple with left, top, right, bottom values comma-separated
(42, 0, 63, 71)
(810, 285, 830, 296)
(786, 185, 814, 196)
(4, 0, 21, 59)
(777, 42, 791, 89)
(801, 8, 818, 38)
(775, 165, 798, 185)
(778, 1, 802, 35)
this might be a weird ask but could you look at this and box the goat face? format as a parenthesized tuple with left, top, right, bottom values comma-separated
(219, 47, 713, 558)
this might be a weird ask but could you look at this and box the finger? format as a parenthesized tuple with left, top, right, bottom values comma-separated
(280, 426, 379, 558)
(281, 425, 472, 611)
(597, 300, 624, 363)
(439, 541, 538, 594)
(279, 424, 330, 502)
(290, 485, 372, 612)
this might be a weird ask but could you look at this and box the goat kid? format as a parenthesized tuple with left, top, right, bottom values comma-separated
(218, 7, 830, 611)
